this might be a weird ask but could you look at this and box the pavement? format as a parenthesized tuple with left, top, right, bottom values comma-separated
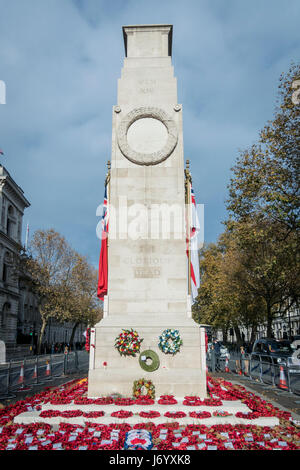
(0, 371, 88, 408)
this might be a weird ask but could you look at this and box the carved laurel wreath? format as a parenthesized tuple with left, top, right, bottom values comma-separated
(117, 106, 178, 166)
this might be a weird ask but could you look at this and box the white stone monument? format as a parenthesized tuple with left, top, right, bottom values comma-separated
(88, 25, 207, 398)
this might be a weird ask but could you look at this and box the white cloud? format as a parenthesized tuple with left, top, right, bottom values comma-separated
(0, 0, 299, 261)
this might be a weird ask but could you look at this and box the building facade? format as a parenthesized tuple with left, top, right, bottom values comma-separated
(0, 165, 30, 353)
(0, 164, 87, 359)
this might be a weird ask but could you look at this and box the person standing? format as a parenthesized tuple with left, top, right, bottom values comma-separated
(213, 339, 221, 371)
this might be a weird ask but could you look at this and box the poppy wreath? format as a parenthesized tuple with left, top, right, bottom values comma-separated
(133, 378, 155, 399)
(134, 396, 155, 405)
(213, 410, 233, 417)
(139, 350, 160, 372)
(139, 411, 161, 419)
(114, 329, 143, 357)
(189, 411, 211, 419)
(111, 410, 133, 419)
(113, 398, 136, 406)
(158, 395, 178, 405)
(158, 329, 183, 355)
(164, 411, 187, 419)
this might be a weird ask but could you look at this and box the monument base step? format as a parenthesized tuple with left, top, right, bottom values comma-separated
(13, 399, 280, 428)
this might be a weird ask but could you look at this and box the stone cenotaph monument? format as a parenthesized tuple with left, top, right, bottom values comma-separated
(88, 25, 207, 398)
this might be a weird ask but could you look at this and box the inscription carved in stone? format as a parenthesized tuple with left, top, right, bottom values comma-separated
(117, 107, 178, 166)
(134, 266, 161, 278)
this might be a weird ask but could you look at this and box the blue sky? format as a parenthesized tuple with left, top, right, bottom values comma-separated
(0, 0, 299, 267)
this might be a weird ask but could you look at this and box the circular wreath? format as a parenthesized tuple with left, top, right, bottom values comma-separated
(111, 410, 133, 419)
(158, 329, 183, 355)
(189, 411, 211, 419)
(164, 411, 186, 419)
(133, 378, 155, 400)
(114, 329, 143, 357)
(139, 411, 160, 419)
(139, 350, 160, 372)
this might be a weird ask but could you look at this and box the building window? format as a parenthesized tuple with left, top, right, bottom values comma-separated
(1, 302, 11, 328)
(2, 263, 8, 282)
(6, 206, 15, 238)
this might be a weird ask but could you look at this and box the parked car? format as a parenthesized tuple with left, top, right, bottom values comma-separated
(251, 338, 300, 370)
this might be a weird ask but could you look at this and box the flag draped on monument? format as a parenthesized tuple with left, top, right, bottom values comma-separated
(186, 178, 200, 303)
(97, 185, 109, 300)
(187, 184, 200, 303)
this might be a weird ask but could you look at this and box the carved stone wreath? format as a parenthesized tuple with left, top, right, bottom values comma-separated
(117, 106, 178, 166)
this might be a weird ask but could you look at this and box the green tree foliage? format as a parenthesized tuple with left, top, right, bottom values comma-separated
(194, 64, 300, 340)
(22, 229, 102, 353)
(227, 63, 300, 234)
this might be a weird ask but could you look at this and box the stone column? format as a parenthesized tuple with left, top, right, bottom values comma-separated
(88, 25, 206, 398)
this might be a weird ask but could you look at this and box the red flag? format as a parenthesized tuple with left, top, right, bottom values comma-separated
(97, 185, 108, 300)
(97, 235, 108, 300)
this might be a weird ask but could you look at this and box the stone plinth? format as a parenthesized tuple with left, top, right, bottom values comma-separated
(14, 398, 280, 427)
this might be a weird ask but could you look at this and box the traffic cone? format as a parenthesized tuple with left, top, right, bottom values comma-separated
(32, 364, 37, 380)
(18, 363, 24, 385)
(225, 356, 230, 373)
(17, 363, 31, 391)
(45, 360, 51, 378)
(278, 365, 288, 390)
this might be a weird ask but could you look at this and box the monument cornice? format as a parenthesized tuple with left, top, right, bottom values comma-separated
(122, 24, 173, 57)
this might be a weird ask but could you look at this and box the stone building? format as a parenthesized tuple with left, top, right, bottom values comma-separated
(0, 164, 87, 359)
(0, 164, 30, 356)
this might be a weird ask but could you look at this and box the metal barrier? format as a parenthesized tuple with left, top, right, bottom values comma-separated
(207, 351, 300, 395)
(0, 351, 89, 399)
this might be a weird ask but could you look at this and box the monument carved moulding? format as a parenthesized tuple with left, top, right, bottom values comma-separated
(117, 106, 178, 166)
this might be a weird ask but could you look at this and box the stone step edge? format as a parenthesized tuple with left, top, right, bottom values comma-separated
(40, 402, 250, 413)
(13, 411, 280, 428)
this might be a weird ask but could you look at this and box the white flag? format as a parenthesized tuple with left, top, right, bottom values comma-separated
(190, 187, 200, 302)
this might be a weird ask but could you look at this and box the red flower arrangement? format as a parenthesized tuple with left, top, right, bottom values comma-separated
(93, 397, 114, 405)
(60, 410, 83, 418)
(139, 411, 161, 419)
(111, 410, 133, 419)
(73, 397, 95, 405)
(134, 396, 155, 405)
(213, 410, 233, 417)
(50, 398, 73, 405)
(113, 398, 136, 406)
(39, 410, 62, 418)
(235, 411, 261, 420)
(83, 411, 105, 418)
(164, 411, 187, 419)
(1, 374, 300, 451)
(158, 395, 178, 405)
(183, 396, 204, 406)
(1, 417, 300, 451)
(189, 411, 211, 419)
